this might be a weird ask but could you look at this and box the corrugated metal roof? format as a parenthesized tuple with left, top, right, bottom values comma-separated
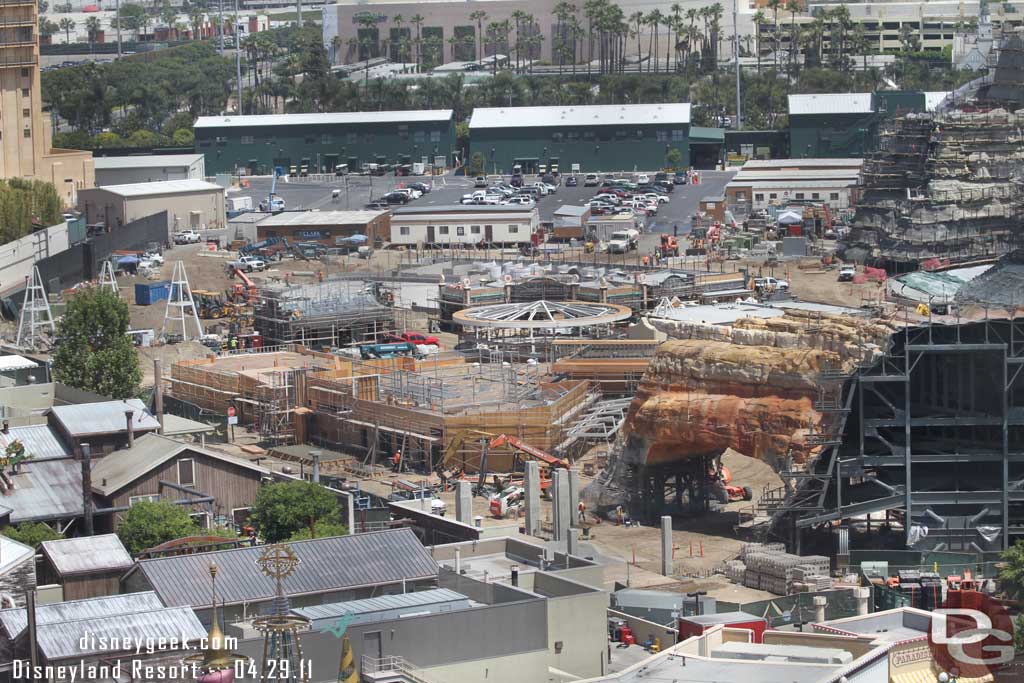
(93, 154, 205, 170)
(469, 103, 691, 129)
(258, 210, 388, 227)
(194, 110, 454, 129)
(36, 606, 205, 660)
(0, 592, 164, 640)
(788, 93, 874, 115)
(293, 588, 469, 622)
(159, 414, 216, 436)
(553, 205, 589, 218)
(4, 458, 83, 523)
(41, 534, 133, 576)
(729, 180, 860, 190)
(0, 425, 71, 459)
(51, 399, 161, 437)
(90, 433, 269, 496)
(392, 205, 536, 215)
(0, 355, 37, 371)
(742, 158, 864, 169)
(0, 535, 34, 575)
(689, 126, 725, 142)
(131, 529, 439, 608)
(732, 169, 861, 181)
(91, 179, 223, 198)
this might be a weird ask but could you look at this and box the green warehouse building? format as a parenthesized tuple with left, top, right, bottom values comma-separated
(194, 110, 457, 176)
(788, 91, 950, 158)
(468, 103, 722, 174)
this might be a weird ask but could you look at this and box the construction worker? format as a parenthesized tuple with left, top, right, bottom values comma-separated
(229, 336, 238, 351)
(673, 224, 679, 238)
(392, 450, 402, 472)
(642, 254, 650, 267)
(578, 500, 586, 524)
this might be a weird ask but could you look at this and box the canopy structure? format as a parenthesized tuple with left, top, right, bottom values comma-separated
(452, 300, 632, 330)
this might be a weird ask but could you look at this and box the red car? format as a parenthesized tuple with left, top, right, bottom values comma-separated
(386, 332, 440, 346)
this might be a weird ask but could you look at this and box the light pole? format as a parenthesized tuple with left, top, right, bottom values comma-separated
(733, 0, 741, 130)
(235, 0, 242, 114)
(686, 590, 707, 616)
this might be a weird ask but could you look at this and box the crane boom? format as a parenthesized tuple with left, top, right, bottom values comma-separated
(488, 434, 568, 468)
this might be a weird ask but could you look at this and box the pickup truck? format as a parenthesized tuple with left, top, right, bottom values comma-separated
(607, 229, 640, 253)
(173, 229, 201, 244)
(228, 255, 267, 272)
(754, 276, 790, 291)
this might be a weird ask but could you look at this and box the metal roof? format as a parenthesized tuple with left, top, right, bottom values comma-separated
(788, 93, 874, 116)
(51, 399, 161, 437)
(293, 588, 471, 625)
(159, 414, 216, 436)
(91, 179, 224, 198)
(257, 210, 388, 227)
(0, 592, 165, 641)
(90, 433, 269, 496)
(741, 158, 864, 170)
(4, 457, 83, 523)
(0, 425, 70, 459)
(732, 169, 861, 182)
(93, 154, 204, 170)
(0, 355, 37, 371)
(553, 205, 589, 218)
(129, 529, 439, 608)
(392, 205, 536, 215)
(40, 534, 133, 576)
(730, 180, 861, 190)
(469, 103, 691, 129)
(36, 606, 205, 660)
(689, 126, 725, 142)
(194, 110, 454, 129)
(0, 535, 34, 576)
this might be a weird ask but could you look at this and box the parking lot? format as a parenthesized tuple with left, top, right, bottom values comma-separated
(234, 170, 735, 237)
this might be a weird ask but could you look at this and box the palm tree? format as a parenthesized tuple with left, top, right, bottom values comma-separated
(583, 0, 603, 75)
(330, 34, 342, 64)
(355, 14, 378, 86)
(767, 0, 781, 72)
(629, 11, 643, 68)
(646, 10, 663, 73)
(684, 8, 697, 68)
(392, 14, 405, 62)
(410, 14, 424, 72)
(786, 0, 799, 78)
(752, 9, 765, 72)
(58, 16, 74, 43)
(511, 9, 527, 71)
(669, 3, 681, 71)
(85, 15, 100, 43)
(469, 9, 486, 64)
(553, 1, 574, 74)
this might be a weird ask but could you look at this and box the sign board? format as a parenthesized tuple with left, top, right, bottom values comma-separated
(228, 416, 238, 425)
(227, 406, 236, 418)
(571, 164, 581, 173)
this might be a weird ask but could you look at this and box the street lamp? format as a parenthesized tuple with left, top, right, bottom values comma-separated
(686, 590, 707, 616)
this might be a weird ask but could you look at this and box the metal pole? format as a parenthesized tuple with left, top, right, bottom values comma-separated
(219, 0, 225, 54)
(733, 0, 741, 130)
(115, 0, 121, 57)
(235, 0, 243, 114)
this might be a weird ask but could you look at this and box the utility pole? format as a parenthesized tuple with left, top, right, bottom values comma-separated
(235, 0, 243, 114)
(219, 0, 225, 55)
(296, 0, 302, 27)
(115, 0, 121, 57)
(734, 0, 742, 130)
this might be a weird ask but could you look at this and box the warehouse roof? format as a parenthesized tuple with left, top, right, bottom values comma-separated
(40, 534, 133, 576)
(392, 204, 536, 215)
(469, 103, 691, 129)
(553, 204, 589, 218)
(741, 158, 864, 170)
(258, 210, 388, 227)
(90, 433, 269, 496)
(0, 424, 70, 459)
(690, 126, 725, 142)
(293, 588, 472, 625)
(90, 179, 223, 198)
(731, 169, 861, 182)
(4, 458, 83, 523)
(51, 399, 160, 437)
(93, 154, 204, 170)
(37, 607, 205, 660)
(0, 592, 165, 641)
(126, 528, 439, 608)
(194, 110, 454, 129)
(788, 93, 874, 115)
(0, 354, 38, 371)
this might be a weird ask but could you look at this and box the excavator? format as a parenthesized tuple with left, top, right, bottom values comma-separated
(228, 267, 259, 304)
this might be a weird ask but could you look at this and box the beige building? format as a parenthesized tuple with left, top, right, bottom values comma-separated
(0, 0, 93, 206)
(78, 179, 226, 240)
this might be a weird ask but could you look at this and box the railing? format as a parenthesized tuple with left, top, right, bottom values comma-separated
(0, 54, 33, 67)
(361, 656, 434, 683)
(0, 17, 33, 27)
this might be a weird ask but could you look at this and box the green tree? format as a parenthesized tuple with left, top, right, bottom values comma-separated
(52, 287, 141, 399)
(116, 3, 147, 33)
(665, 147, 683, 168)
(172, 128, 195, 145)
(85, 16, 100, 42)
(251, 480, 341, 543)
(58, 16, 75, 43)
(1000, 541, 1024, 599)
(288, 522, 349, 541)
(117, 500, 198, 555)
(4, 522, 63, 548)
(38, 17, 58, 38)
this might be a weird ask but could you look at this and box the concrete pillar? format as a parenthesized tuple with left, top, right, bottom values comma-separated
(853, 587, 870, 616)
(568, 469, 580, 528)
(456, 481, 473, 525)
(455, 548, 461, 574)
(524, 461, 541, 536)
(567, 527, 579, 557)
(553, 469, 570, 542)
(660, 515, 673, 576)
(813, 595, 827, 623)
(346, 493, 356, 535)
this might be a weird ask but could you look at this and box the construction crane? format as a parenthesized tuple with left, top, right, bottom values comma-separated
(488, 434, 569, 470)
(228, 267, 258, 304)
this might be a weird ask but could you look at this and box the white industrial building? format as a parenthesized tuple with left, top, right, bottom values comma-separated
(389, 204, 540, 246)
(93, 154, 206, 186)
(725, 158, 864, 212)
(78, 179, 227, 240)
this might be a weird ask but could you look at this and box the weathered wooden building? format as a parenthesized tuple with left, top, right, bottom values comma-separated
(38, 534, 133, 601)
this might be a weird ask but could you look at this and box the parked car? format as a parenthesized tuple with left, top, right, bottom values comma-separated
(259, 196, 286, 212)
(510, 174, 524, 187)
(386, 331, 441, 346)
(673, 171, 686, 184)
(383, 192, 411, 204)
(407, 181, 432, 193)
(584, 174, 599, 187)
(228, 255, 267, 272)
(173, 229, 201, 245)
(565, 176, 578, 187)
(636, 173, 650, 184)
(838, 266, 856, 282)
(366, 200, 389, 210)
(641, 192, 670, 204)
(474, 176, 488, 187)
(754, 276, 790, 291)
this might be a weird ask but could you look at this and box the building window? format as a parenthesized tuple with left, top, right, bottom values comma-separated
(414, 130, 425, 144)
(634, 129, 644, 140)
(614, 130, 628, 141)
(399, 226, 410, 235)
(769, 193, 777, 199)
(129, 494, 160, 506)
(552, 132, 565, 143)
(190, 512, 210, 529)
(22, 109, 29, 118)
(795, 192, 805, 199)
(656, 130, 668, 142)
(198, 140, 211, 148)
(346, 132, 358, 145)
(582, 131, 595, 142)
(398, 125, 409, 140)
(671, 129, 685, 141)
(241, 135, 255, 144)
(304, 136, 315, 144)
(439, 226, 449, 235)
(20, 68, 28, 77)
(429, 131, 440, 143)
(23, 129, 30, 138)
(566, 131, 580, 142)
(178, 458, 196, 487)
(508, 224, 519, 234)
(811, 192, 820, 200)
(471, 225, 480, 234)
(457, 226, 465, 236)
(362, 133, 375, 143)
(21, 88, 28, 97)
(830, 192, 840, 201)
(755, 193, 764, 202)
(321, 134, 331, 144)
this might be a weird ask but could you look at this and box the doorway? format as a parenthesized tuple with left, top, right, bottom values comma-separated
(363, 631, 383, 660)
(427, 225, 435, 243)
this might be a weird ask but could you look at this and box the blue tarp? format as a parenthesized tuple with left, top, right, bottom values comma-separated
(117, 255, 140, 264)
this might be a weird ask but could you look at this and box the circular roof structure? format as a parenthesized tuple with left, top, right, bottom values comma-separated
(452, 300, 632, 330)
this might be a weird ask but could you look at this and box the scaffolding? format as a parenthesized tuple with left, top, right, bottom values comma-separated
(255, 280, 399, 347)
(15, 266, 54, 351)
